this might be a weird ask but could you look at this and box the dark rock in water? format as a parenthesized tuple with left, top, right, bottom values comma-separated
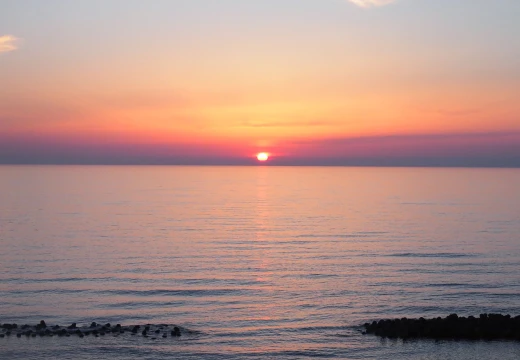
(37, 320, 47, 329)
(0, 321, 188, 341)
(171, 327, 181, 337)
(363, 313, 520, 341)
(0, 334, 4, 338)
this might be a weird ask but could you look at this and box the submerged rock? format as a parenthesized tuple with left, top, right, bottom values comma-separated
(1, 321, 189, 340)
(363, 314, 520, 341)
(36, 320, 47, 329)
(171, 326, 181, 337)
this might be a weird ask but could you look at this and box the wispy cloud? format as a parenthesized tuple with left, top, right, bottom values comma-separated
(0, 35, 20, 53)
(348, 0, 396, 8)
(238, 119, 335, 128)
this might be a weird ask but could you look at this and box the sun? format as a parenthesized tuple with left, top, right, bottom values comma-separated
(256, 152, 269, 162)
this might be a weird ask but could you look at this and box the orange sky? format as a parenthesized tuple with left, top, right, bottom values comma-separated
(1, 0, 519, 165)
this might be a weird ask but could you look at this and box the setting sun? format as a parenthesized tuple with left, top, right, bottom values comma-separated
(257, 153, 269, 162)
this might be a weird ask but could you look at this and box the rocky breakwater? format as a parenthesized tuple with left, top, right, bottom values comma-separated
(363, 314, 520, 341)
(1, 321, 185, 340)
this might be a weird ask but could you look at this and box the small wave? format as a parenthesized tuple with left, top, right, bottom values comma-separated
(100, 289, 245, 297)
(104, 300, 186, 309)
(0, 277, 87, 283)
(296, 232, 387, 239)
(423, 283, 518, 289)
(422, 283, 470, 288)
(291, 325, 352, 332)
(387, 252, 476, 258)
(262, 350, 336, 358)
(7, 289, 89, 295)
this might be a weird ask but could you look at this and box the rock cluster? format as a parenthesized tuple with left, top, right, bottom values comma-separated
(363, 314, 520, 341)
(1, 321, 183, 340)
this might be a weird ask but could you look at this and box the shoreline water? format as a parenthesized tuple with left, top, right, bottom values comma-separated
(3, 314, 520, 341)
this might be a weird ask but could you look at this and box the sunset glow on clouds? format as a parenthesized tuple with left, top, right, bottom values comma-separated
(348, 0, 396, 8)
(1, 0, 519, 166)
(0, 35, 19, 53)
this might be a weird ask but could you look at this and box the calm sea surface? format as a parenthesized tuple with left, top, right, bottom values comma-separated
(1, 166, 520, 359)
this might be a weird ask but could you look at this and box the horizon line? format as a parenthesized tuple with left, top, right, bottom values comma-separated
(1, 163, 519, 169)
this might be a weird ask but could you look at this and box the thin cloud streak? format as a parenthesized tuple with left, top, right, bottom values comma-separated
(0, 35, 20, 53)
(348, 0, 396, 8)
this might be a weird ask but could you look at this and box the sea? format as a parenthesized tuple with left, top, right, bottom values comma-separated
(1, 166, 519, 359)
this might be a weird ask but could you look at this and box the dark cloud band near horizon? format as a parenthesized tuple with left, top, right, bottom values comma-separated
(1, 131, 519, 167)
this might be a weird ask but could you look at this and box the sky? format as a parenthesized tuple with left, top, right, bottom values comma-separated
(1, 0, 519, 166)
